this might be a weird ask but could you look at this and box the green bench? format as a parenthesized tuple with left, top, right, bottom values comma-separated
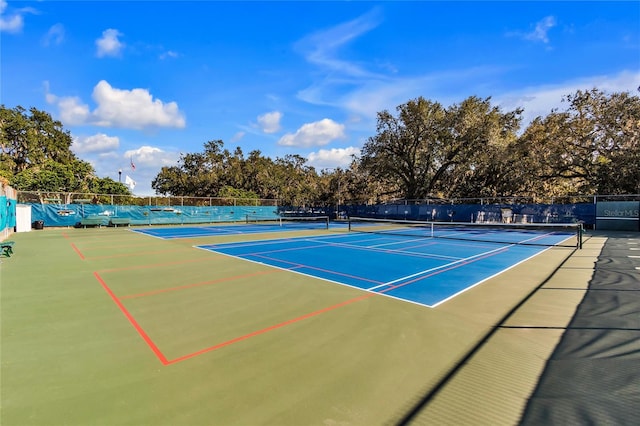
(109, 218, 131, 227)
(1, 241, 15, 257)
(79, 216, 107, 228)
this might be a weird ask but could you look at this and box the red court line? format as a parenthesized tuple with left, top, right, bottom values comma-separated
(313, 240, 453, 261)
(120, 269, 281, 299)
(97, 267, 375, 365)
(227, 242, 330, 257)
(93, 271, 169, 365)
(70, 243, 85, 260)
(165, 292, 375, 365)
(252, 253, 385, 285)
(379, 247, 509, 293)
(95, 240, 508, 365)
(347, 241, 458, 261)
(239, 238, 456, 262)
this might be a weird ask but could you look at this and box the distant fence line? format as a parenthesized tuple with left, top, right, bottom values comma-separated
(380, 194, 640, 205)
(342, 203, 595, 225)
(15, 191, 280, 228)
(16, 191, 640, 208)
(12, 191, 640, 231)
(343, 196, 639, 232)
(29, 204, 279, 228)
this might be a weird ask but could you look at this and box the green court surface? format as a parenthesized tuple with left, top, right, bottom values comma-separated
(0, 225, 606, 425)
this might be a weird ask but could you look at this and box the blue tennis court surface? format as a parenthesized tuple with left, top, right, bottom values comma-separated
(196, 232, 572, 307)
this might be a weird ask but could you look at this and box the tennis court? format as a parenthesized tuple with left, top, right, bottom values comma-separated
(132, 215, 337, 239)
(1, 219, 609, 425)
(132, 217, 580, 307)
(104, 219, 582, 363)
(196, 230, 572, 307)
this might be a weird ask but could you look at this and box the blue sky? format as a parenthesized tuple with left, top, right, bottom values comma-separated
(1, 1, 638, 195)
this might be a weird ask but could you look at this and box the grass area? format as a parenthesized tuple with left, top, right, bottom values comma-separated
(1, 226, 585, 425)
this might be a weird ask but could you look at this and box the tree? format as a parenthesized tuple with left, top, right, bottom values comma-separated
(0, 105, 129, 196)
(359, 96, 522, 200)
(517, 89, 640, 197)
(359, 97, 446, 200)
(218, 186, 259, 205)
(10, 159, 93, 192)
(243, 150, 279, 199)
(436, 96, 523, 198)
(272, 154, 318, 207)
(89, 177, 131, 195)
(152, 140, 226, 196)
(1, 106, 76, 174)
(151, 140, 322, 205)
(149, 90, 638, 205)
(342, 160, 386, 204)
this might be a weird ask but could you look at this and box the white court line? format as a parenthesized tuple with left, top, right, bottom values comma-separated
(353, 238, 461, 260)
(199, 234, 345, 250)
(366, 244, 509, 292)
(204, 235, 462, 261)
(129, 228, 168, 240)
(192, 245, 389, 297)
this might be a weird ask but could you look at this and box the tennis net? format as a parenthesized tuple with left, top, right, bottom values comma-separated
(347, 217, 583, 248)
(246, 214, 330, 230)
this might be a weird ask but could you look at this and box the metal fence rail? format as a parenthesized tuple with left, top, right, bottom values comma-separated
(13, 192, 639, 231)
(17, 191, 279, 207)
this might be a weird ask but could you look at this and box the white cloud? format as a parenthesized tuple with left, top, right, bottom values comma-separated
(294, 8, 459, 122)
(159, 50, 179, 60)
(506, 16, 557, 44)
(124, 145, 180, 168)
(72, 133, 120, 154)
(278, 119, 346, 147)
(300, 55, 639, 134)
(495, 69, 640, 126)
(86, 145, 181, 196)
(43, 23, 64, 46)
(120, 145, 180, 182)
(293, 8, 391, 122)
(91, 81, 186, 129)
(296, 8, 382, 78)
(0, 0, 21, 33)
(0, 0, 35, 33)
(307, 147, 361, 169)
(300, 65, 501, 123)
(231, 131, 245, 142)
(51, 95, 92, 126)
(525, 16, 556, 43)
(96, 28, 125, 57)
(257, 111, 282, 134)
(46, 80, 186, 129)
